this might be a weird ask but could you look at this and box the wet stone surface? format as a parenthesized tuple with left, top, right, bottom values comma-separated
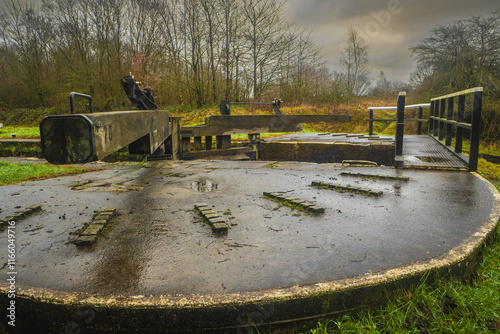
(0, 159, 497, 297)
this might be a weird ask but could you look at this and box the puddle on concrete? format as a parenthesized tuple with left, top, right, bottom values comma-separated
(191, 180, 219, 192)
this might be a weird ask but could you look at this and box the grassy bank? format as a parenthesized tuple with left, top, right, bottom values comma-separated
(0, 161, 97, 185)
(0, 125, 40, 138)
(303, 225, 500, 334)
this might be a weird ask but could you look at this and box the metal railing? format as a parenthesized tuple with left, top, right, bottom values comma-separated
(69, 92, 93, 114)
(367, 87, 483, 171)
(429, 87, 483, 171)
(367, 103, 430, 136)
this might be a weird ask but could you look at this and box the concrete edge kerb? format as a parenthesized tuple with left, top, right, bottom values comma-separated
(1, 173, 499, 331)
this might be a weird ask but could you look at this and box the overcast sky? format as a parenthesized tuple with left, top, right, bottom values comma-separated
(285, 0, 500, 83)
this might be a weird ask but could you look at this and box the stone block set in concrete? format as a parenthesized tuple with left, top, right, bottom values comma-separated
(0, 205, 42, 230)
(340, 172, 410, 182)
(72, 208, 116, 246)
(263, 191, 325, 214)
(194, 203, 230, 234)
(311, 180, 384, 197)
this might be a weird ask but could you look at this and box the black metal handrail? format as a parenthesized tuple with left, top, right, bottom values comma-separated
(429, 87, 483, 171)
(367, 103, 430, 136)
(69, 92, 93, 114)
(367, 88, 483, 171)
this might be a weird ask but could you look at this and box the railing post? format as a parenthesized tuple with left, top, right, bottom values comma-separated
(469, 91, 482, 171)
(205, 136, 212, 150)
(182, 137, 191, 153)
(433, 101, 440, 137)
(445, 97, 454, 146)
(218, 100, 232, 149)
(417, 107, 423, 135)
(368, 109, 374, 135)
(194, 137, 202, 151)
(439, 99, 446, 140)
(455, 95, 465, 154)
(170, 117, 181, 160)
(429, 101, 435, 135)
(220, 100, 230, 115)
(395, 92, 406, 169)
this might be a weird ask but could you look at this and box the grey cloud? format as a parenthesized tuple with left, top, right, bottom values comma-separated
(286, 0, 500, 82)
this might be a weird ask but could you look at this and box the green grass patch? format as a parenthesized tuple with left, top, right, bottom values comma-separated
(0, 161, 97, 185)
(302, 225, 500, 334)
(478, 159, 500, 182)
(0, 126, 40, 138)
(0, 144, 42, 158)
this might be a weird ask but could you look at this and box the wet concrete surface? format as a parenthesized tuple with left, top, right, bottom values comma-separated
(0, 158, 498, 297)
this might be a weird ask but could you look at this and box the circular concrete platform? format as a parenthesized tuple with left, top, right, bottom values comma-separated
(1, 159, 499, 333)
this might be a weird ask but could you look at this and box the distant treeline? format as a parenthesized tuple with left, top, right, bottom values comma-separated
(411, 10, 500, 98)
(0, 0, 347, 111)
(410, 9, 500, 141)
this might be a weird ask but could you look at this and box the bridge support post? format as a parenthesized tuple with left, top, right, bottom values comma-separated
(368, 109, 374, 135)
(439, 99, 446, 140)
(205, 136, 213, 150)
(429, 101, 435, 135)
(469, 91, 483, 172)
(395, 92, 406, 169)
(446, 97, 454, 146)
(417, 107, 423, 135)
(170, 117, 181, 160)
(455, 95, 465, 154)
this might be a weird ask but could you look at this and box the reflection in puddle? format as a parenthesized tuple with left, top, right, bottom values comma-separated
(191, 180, 219, 192)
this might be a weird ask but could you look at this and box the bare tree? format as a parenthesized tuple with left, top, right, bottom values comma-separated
(44, 0, 94, 97)
(157, 0, 185, 104)
(280, 30, 323, 104)
(183, 0, 207, 106)
(200, 0, 222, 103)
(242, 0, 289, 100)
(339, 26, 370, 98)
(127, 0, 163, 61)
(0, 0, 331, 109)
(3, 0, 55, 106)
(217, 0, 240, 100)
(87, 0, 126, 109)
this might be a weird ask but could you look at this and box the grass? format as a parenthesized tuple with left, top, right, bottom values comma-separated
(302, 225, 500, 334)
(0, 125, 40, 138)
(0, 144, 42, 158)
(0, 160, 97, 185)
